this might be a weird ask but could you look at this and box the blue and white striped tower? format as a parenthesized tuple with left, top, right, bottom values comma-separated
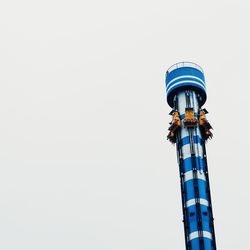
(165, 62, 216, 250)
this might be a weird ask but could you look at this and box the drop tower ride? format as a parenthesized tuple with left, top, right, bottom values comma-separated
(165, 62, 216, 250)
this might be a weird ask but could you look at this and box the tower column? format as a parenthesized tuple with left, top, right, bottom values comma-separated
(165, 62, 216, 250)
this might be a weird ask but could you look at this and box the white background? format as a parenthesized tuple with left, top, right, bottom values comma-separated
(0, 0, 249, 249)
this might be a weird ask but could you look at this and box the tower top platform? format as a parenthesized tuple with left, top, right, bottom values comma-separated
(165, 62, 206, 108)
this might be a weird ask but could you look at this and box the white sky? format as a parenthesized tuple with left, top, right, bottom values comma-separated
(0, 0, 250, 249)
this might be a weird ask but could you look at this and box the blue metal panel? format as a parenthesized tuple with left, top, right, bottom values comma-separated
(190, 238, 213, 249)
(190, 239, 202, 249)
(203, 239, 214, 249)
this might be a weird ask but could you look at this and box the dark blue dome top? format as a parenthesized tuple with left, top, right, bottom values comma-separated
(165, 62, 207, 108)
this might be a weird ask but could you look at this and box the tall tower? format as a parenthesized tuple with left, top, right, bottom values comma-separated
(165, 62, 216, 250)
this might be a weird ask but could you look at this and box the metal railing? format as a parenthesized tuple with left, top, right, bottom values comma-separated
(166, 62, 204, 75)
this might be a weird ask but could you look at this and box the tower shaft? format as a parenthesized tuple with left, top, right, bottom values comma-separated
(165, 62, 216, 250)
(175, 91, 216, 249)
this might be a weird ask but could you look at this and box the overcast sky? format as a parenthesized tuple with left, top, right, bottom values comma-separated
(0, 0, 250, 249)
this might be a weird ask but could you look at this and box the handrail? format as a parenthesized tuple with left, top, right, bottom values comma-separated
(166, 62, 204, 75)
